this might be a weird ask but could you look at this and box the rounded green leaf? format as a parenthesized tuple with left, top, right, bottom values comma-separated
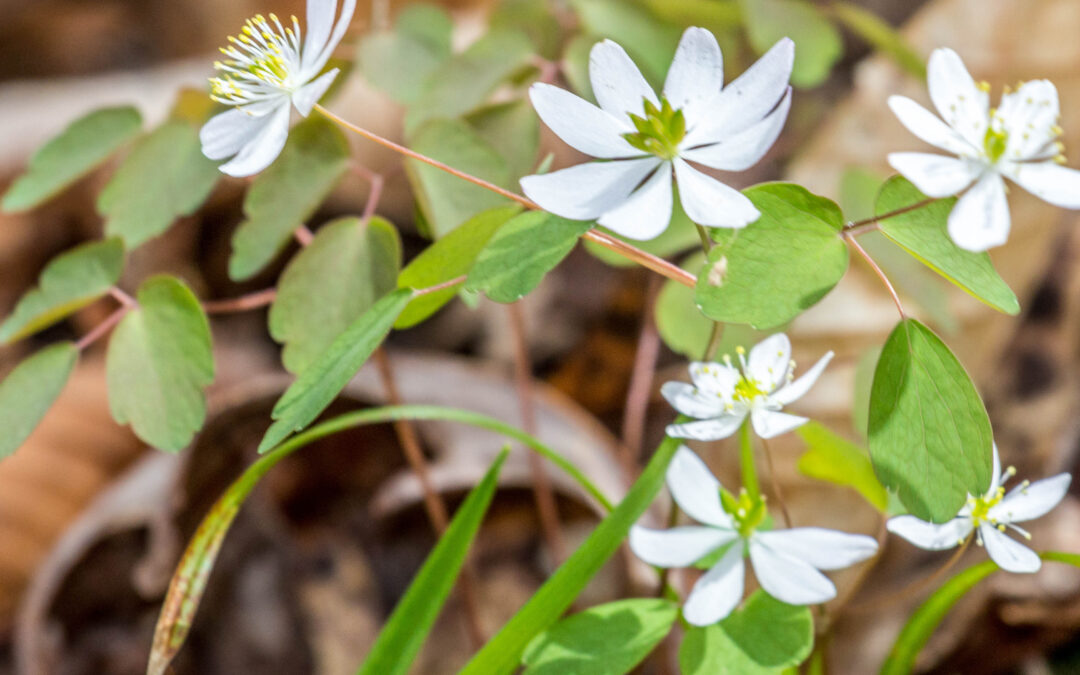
(465, 211, 594, 303)
(396, 205, 523, 329)
(0, 342, 78, 460)
(679, 591, 814, 674)
(358, 4, 453, 105)
(2, 107, 142, 213)
(868, 318, 993, 522)
(269, 217, 401, 374)
(522, 598, 679, 675)
(739, 0, 843, 88)
(106, 276, 215, 452)
(655, 252, 713, 360)
(876, 176, 1019, 316)
(229, 116, 350, 280)
(466, 100, 541, 181)
(796, 422, 888, 512)
(0, 238, 125, 344)
(695, 183, 848, 329)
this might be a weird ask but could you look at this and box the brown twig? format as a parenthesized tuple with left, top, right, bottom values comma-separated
(844, 535, 972, 615)
(620, 275, 663, 474)
(507, 301, 568, 562)
(314, 104, 697, 289)
(760, 437, 792, 528)
(202, 288, 278, 314)
(372, 348, 487, 647)
(845, 198, 937, 230)
(845, 231, 906, 318)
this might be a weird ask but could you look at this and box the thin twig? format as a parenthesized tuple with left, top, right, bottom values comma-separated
(845, 198, 937, 230)
(372, 348, 487, 647)
(75, 305, 130, 351)
(620, 275, 663, 473)
(844, 536, 972, 615)
(760, 437, 792, 528)
(314, 104, 697, 289)
(203, 288, 277, 314)
(507, 302, 568, 562)
(845, 231, 906, 318)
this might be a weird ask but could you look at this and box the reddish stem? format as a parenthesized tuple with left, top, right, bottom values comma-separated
(203, 288, 278, 314)
(845, 231, 906, 318)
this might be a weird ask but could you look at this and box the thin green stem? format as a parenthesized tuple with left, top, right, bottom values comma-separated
(738, 419, 761, 501)
(695, 223, 714, 252)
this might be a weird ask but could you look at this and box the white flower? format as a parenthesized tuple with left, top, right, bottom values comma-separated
(888, 47, 1080, 252)
(662, 333, 833, 441)
(199, 0, 356, 177)
(630, 446, 878, 625)
(887, 445, 1071, 573)
(521, 28, 794, 240)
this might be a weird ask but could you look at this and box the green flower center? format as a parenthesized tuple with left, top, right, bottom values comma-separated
(983, 121, 1009, 164)
(733, 376, 767, 403)
(969, 487, 1005, 525)
(722, 488, 767, 538)
(623, 97, 686, 161)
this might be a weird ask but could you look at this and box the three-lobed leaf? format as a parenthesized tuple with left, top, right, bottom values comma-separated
(2, 107, 142, 212)
(696, 183, 848, 329)
(269, 217, 401, 373)
(522, 598, 678, 675)
(98, 121, 219, 248)
(106, 276, 214, 452)
(876, 176, 1019, 316)
(0, 238, 124, 344)
(0, 343, 79, 460)
(739, 0, 843, 88)
(259, 288, 413, 453)
(465, 211, 594, 303)
(796, 422, 889, 512)
(229, 116, 350, 280)
(679, 591, 814, 674)
(358, 4, 453, 105)
(868, 318, 992, 522)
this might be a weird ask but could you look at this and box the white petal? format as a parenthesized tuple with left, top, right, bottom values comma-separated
(666, 445, 734, 528)
(292, 68, 339, 116)
(303, 0, 337, 58)
(673, 159, 759, 228)
(661, 381, 726, 419)
(681, 87, 791, 172)
(990, 473, 1071, 524)
(980, 523, 1041, 573)
(947, 172, 1010, 252)
(683, 544, 746, 626)
(589, 39, 658, 119)
(1003, 161, 1080, 209)
(629, 525, 737, 568)
(303, 0, 357, 76)
(598, 162, 674, 240)
(754, 528, 878, 571)
(887, 152, 981, 198)
(887, 96, 976, 156)
(999, 80, 1060, 161)
(521, 158, 661, 220)
(927, 48, 989, 148)
(748, 537, 837, 605)
(772, 351, 833, 406)
(886, 515, 972, 550)
(217, 102, 292, 177)
(684, 38, 794, 146)
(200, 108, 270, 161)
(689, 361, 740, 397)
(750, 409, 808, 439)
(528, 83, 640, 159)
(667, 415, 746, 442)
(664, 27, 724, 130)
(747, 333, 791, 391)
(988, 443, 1003, 493)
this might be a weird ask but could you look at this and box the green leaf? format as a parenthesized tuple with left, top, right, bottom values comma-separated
(680, 591, 814, 674)
(584, 194, 700, 267)
(491, 0, 563, 59)
(358, 4, 453, 104)
(466, 100, 541, 181)
(229, 116, 350, 280)
(571, 0, 681, 88)
(852, 345, 882, 437)
(269, 217, 401, 374)
(739, 0, 843, 88)
(562, 35, 599, 101)
(106, 276, 214, 451)
(0, 238, 125, 344)
(880, 560, 997, 675)
(258, 288, 413, 453)
(522, 598, 677, 675)
(0, 343, 78, 460)
(396, 205, 523, 329)
(2, 107, 142, 212)
(358, 450, 508, 675)
(406, 118, 514, 238)
(465, 211, 593, 303)
(696, 183, 848, 329)
(796, 422, 888, 512)
(875, 176, 1019, 316)
(459, 433, 683, 675)
(405, 29, 535, 135)
(830, 2, 926, 80)
(655, 253, 714, 360)
(640, 0, 744, 33)
(98, 121, 219, 248)
(868, 318, 992, 522)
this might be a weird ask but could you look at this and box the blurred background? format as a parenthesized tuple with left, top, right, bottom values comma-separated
(2, 0, 1080, 673)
